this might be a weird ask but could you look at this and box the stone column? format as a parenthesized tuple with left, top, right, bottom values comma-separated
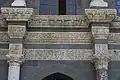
(90, 0, 108, 7)
(85, 9, 116, 80)
(6, 24, 26, 80)
(11, 0, 26, 7)
(91, 24, 110, 80)
(92, 54, 110, 80)
(6, 44, 24, 80)
(1, 8, 33, 80)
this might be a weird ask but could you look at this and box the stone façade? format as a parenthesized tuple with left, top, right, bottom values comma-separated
(0, 7, 120, 80)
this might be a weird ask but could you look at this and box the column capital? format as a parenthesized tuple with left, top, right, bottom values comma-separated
(91, 54, 111, 70)
(6, 44, 25, 64)
(6, 54, 24, 64)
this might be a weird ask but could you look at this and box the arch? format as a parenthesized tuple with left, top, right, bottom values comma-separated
(42, 72, 73, 80)
(34, 64, 89, 80)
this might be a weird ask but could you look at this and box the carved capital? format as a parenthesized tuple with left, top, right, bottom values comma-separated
(7, 44, 24, 64)
(6, 54, 24, 64)
(8, 25, 26, 38)
(85, 9, 116, 23)
(1, 8, 33, 22)
(91, 54, 111, 70)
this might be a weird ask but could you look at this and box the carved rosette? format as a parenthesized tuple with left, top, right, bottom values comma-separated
(85, 9, 117, 23)
(91, 54, 111, 70)
(8, 25, 26, 38)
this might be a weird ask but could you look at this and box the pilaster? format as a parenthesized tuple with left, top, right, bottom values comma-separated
(85, 9, 116, 80)
(1, 7, 33, 80)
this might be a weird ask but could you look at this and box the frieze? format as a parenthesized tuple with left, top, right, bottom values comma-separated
(0, 49, 119, 60)
(0, 32, 120, 44)
(85, 9, 117, 22)
(24, 49, 93, 60)
(24, 32, 91, 44)
(30, 15, 88, 27)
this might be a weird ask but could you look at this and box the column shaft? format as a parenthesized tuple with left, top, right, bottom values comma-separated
(96, 69, 108, 80)
(8, 63, 20, 80)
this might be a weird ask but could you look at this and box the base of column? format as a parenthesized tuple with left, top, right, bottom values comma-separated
(90, 1, 108, 7)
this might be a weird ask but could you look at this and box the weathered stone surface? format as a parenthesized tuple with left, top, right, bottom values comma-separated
(24, 49, 93, 60)
(109, 50, 120, 60)
(6, 44, 24, 63)
(8, 25, 26, 38)
(85, 9, 116, 22)
(91, 52, 111, 70)
(1, 8, 33, 21)
(24, 32, 91, 44)
(0, 15, 7, 27)
(96, 69, 108, 80)
(94, 44, 108, 55)
(109, 33, 120, 43)
(30, 15, 88, 27)
(92, 26, 109, 39)
(0, 49, 8, 60)
(0, 32, 9, 42)
(1, 32, 120, 44)
(0, 49, 120, 60)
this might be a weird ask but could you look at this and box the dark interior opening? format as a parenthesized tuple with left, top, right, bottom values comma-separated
(42, 73, 73, 80)
(59, 0, 66, 15)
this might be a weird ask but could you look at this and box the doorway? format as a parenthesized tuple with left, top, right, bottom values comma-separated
(42, 72, 73, 80)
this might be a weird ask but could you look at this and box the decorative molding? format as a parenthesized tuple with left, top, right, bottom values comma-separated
(1, 8, 33, 21)
(0, 32, 9, 42)
(0, 49, 120, 60)
(92, 26, 109, 39)
(91, 53, 111, 70)
(85, 9, 117, 23)
(0, 15, 7, 27)
(8, 25, 26, 38)
(6, 44, 24, 64)
(30, 15, 88, 27)
(24, 32, 91, 44)
(24, 49, 93, 60)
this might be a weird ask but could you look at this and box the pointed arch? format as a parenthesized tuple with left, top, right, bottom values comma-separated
(42, 72, 73, 80)
(34, 64, 89, 80)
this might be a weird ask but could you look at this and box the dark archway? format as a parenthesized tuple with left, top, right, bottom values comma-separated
(42, 72, 74, 80)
